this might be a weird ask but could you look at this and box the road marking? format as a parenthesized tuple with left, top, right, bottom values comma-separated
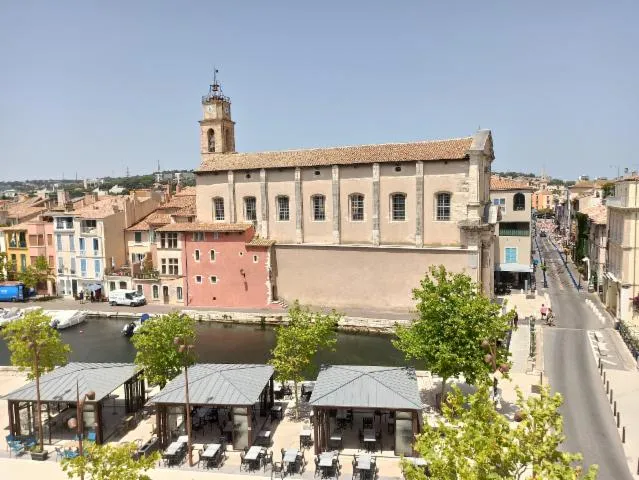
(587, 330, 617, 367)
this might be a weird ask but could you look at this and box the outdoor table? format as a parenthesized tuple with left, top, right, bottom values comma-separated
(244, 446, 263, 471)
(300, 427, 312, 448)
(363, 429, 376, 451)
(201, 443, 221, 467)
(164, 441, 184, 456)
(329, 431, 343, 449)
(257, 429, 272, 445)
(177, 435, 189, 443)
(319, 452, 335, 467)
(271, 405, 283, 420)
(283, 448, 300, 472)
(357, 454, 371, 471)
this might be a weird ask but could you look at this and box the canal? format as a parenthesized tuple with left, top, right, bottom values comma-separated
(0, 318, 417, 376)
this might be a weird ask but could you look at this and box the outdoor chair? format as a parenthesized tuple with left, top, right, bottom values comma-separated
(197, 448, 205, 468)
(5, 434, 15, 449)
(298, 451, 307, 472)
(263, 450, 273, 471)
(271, 461, 284, 479)
(9, 441, 25, 457)
(87, 431, 97, 442)
(64, 449, 80, 459)
(240, 452, 247, 471)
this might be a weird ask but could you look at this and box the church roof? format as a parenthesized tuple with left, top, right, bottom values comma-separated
(196, 136, 475, 173)
(490, 176, 534, 191)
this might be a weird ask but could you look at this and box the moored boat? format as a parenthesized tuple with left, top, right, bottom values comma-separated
(48, 310, 88, 330)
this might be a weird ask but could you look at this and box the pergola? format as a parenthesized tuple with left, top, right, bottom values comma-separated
(309, 365, 423, 456)
(149, 363, 275, 451)
(3, 362, 145, 444)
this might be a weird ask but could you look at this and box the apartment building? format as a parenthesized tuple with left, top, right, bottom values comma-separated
(490, 176, 534, 290)
(603, 178, 639, 325)
(52, 192, 160, 298)
(193, 79, 497, 310)
(579, 204, 607, 294)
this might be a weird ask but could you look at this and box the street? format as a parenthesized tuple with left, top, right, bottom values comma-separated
(537, 232, 633, 479)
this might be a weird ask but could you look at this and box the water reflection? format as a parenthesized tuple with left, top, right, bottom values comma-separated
(0, 318, 416, 376)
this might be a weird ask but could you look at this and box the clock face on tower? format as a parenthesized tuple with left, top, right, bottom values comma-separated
(206, 105, 215, 117)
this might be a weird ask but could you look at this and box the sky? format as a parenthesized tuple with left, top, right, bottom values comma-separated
(0, 1, 637, 181)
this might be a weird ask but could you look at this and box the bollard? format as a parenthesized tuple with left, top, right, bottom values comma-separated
(598, 357, 602, 369)
(600, 362, 603, 375)
(622, 426, 625, 443)
(617, 411, 620, 428)
(614, 401, 617, 416)
(603, 371, 607, 384)
(610, 389, 613, 404)
(606, 380, 609, 394)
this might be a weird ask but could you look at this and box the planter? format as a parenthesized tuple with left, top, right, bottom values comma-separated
(30, 450, 49, 461)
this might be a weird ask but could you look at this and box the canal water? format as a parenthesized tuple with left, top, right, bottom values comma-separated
(0, 317, 416, 377)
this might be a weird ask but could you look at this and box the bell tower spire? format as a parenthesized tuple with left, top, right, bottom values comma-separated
(200, 69, 235, 154)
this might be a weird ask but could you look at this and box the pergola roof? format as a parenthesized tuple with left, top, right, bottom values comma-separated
(2, 362, 138, 403)
(309, 365, 422, 411)
(149, 364, 274, 406)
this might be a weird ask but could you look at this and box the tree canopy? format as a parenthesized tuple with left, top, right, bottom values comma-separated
(393, 266, 512, 400)
(18, 256, 50, 290)
(404, 383, 597, 480)
(131, 312, 196, 388)
(62, 442, 160, 480)
(270, 301, 340, 416)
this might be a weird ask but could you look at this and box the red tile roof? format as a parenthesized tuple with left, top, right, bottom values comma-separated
(490, 176, 534, 191)
(196, 137, 474, 172)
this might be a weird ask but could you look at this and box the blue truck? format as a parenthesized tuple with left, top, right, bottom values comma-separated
(0, 282, 26, 302)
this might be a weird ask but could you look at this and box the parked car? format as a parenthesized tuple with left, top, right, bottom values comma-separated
(108, 289, 146, 307)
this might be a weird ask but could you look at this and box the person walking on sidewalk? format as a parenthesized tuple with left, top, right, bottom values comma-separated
(513, 310, 519, 329)
(540, 304, 548, 321)
(546, 307, 555, 326)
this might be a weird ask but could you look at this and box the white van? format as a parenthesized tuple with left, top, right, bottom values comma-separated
(108, 289, 146, 307)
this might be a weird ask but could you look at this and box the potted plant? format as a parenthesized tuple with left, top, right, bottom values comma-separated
(29, 445, 49, 461)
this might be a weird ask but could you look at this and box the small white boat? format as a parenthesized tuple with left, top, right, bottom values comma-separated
(0, 308, 23, 328)
(48, 310, 87, 330)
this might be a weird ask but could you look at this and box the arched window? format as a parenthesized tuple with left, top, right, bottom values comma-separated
(213, 197, 225, 221)
(513, 193, 525, 211)
(207, 129, 215, 153)
(244, 196, 257, 223)
(312, 195, 326, 221)
(391, 193, 406, 221)
(276, 196, 290, 221)
(436, 192, 451, 221)
(350, 194, 365, 221)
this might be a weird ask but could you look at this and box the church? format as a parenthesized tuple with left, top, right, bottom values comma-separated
(192, 79, 497, 311)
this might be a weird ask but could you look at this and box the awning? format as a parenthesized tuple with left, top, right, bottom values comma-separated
(605, 272, 620, 283)
(86, 283, 102, 292)
(496, 263, 533, 273)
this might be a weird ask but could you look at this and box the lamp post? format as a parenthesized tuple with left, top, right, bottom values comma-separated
(174, 335, 194, 467)
(67, 381, 95, 480)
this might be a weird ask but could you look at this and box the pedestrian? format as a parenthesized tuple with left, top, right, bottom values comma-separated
(547, 307, 555, 326)
(540, 303, 548, 321)
(513, 310, 519, 329)
(90, 290, 95, 303)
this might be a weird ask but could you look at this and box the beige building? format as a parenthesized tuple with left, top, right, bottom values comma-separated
(604, 178, 639, 325)
(53, 192, 160, 298)
(579, 204, 607, 293)
(490, 177, 534, 290)
(193, 80, 497, 311)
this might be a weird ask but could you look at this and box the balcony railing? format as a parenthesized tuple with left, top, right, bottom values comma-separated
(499, 228, 530, 237)
(134, 270, 159, 280)
(80, 227, 98, 235)
(79, 250, 86, 256)
(8, 242, 27, 248)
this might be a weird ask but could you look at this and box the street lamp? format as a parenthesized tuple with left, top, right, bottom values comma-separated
(67, 381, 95, 480)
(174, 335, 195, 467)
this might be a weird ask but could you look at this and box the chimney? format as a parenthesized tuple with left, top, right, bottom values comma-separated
(64, 201, 74, 212)
(92, 192, 99, 202)
(57, 189, 70, 207)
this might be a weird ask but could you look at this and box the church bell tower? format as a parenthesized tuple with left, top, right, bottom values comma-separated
(200, 71, 235, 154)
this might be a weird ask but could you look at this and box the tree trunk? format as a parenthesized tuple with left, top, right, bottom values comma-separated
(438, 376, 448, 411)
(34, 351, 44, 451)
(293, 379, 300, 419)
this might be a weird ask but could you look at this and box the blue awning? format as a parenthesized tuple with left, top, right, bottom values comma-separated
(496, 263, 533, 273)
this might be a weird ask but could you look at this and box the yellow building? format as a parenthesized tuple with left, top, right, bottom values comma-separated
(2, 225, 29, 277)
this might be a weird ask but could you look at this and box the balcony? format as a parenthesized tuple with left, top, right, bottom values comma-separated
(80, 226, 99, 235)
(134, 270, 159, 280)
(8, 242, 27, 249)
(57, 267, 64, 274)
(54, 223, 74, 231)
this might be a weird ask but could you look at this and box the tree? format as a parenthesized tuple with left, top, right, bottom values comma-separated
(270, 301, 340, 417)
(601, 182, 615, 198)
(131, 311, 196, 388)
(2, 310, 70, 450)
(393, 266, 512, 404)
(62, 442, 160, 480)
(404, 382, 597, 480)
(0, 252, 8, 281)
(17, 258, 49, 290)
(141, 254, 154, 274)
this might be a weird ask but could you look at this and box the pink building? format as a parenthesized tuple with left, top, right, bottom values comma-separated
(154, 223, 274, 308)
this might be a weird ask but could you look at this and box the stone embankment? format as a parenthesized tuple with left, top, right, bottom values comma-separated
(85, 309, 410, 334)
